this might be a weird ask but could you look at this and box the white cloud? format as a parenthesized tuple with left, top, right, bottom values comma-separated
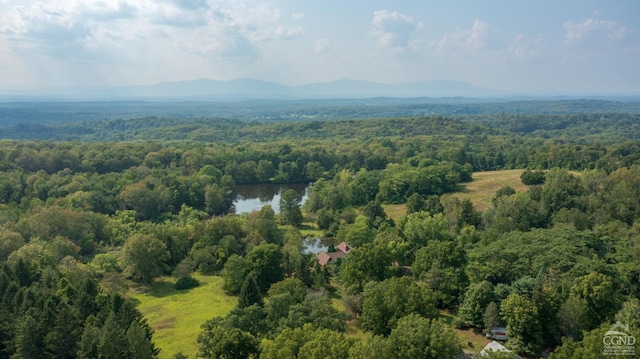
(371, 10, 422, 51)
(1, 1, 169, 60)
(291, 12, 304, 20)
(508, 33, 543, 58)
(182, 25, 259, 60)
(162, 0, 209, 10)
(466, 20, 494, 50)
(1, 1, 134, 60)
(1, 0, 303, 61)
(435, 19, 500, 54)
(610, 26, 630, 40)
(314, 38, 330, 54)
(181, 2, 302, 59)
(563, 18, 627, 44)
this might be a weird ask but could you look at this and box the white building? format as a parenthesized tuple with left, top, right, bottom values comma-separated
(480, 340, 514, 357)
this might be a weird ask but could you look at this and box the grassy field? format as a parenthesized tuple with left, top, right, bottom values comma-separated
(453, 169, 527, 211)
(382, 203, 407, 224)
(282, 213, 324, 238)
(129, 275, 236, 359)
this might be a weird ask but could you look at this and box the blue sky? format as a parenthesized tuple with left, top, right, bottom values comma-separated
(1, 0, 639, 93)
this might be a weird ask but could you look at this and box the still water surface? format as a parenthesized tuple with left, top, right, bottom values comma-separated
(233, 183, 311, 214)
(302, 237, 329, 254)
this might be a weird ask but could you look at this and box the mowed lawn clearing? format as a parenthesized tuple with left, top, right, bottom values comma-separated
(453, 169, 527, 211)
(382, 203, 407, 224)
(439, 310, 491, 356)
(129, 274, 237, 359)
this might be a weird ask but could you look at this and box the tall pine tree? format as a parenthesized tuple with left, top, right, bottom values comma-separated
(238, 272, 263, 308)
(127, 320, 155, 359)
(45, 303, 82, 359)
(98, 312, 128, 359)
(13, 313, 44, 359)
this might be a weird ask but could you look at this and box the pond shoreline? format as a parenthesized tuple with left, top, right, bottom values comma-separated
(233, 182, 312, 214)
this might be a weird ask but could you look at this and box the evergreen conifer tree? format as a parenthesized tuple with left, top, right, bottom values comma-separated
(238, 272, 263, 308)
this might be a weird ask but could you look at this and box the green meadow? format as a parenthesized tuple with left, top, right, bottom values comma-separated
(129, 275, 237, 359)
(453, 169, 527, 211)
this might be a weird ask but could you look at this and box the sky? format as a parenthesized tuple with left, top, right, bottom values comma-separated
(1, 0, 639, 93)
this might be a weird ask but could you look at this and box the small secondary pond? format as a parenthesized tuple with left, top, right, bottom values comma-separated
(233, 183, 311, 214)
(302, 237, 330, 254)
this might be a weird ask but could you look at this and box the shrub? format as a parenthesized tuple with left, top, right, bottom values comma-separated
(520, 169, 546, 185)
(175, 276, 200, 290)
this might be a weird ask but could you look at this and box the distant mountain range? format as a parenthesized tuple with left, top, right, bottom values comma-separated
(0, 78, 506, 100)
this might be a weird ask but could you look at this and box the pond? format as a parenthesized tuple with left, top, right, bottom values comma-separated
(233, 183, 311, 214)
(302, 237, 332, 254)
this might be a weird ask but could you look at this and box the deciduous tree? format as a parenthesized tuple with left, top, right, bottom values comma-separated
(198, 318, 260, 359)
(361, 277, 437, 336)
(387, 314, 462, 359)
(279, 189, 303, 226)
(222, 255, 252, 294)
(458, 280, 495, 328)
(246, 243, 283, 292)
(122, 234, 168, 284)
(501, 293, 542, 353)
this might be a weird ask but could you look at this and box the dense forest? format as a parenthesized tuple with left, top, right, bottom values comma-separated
(1, 100, 640, 358)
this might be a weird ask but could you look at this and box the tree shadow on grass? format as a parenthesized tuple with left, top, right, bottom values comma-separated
(144, 279, 186, 298)
(297, 224, 317, 231)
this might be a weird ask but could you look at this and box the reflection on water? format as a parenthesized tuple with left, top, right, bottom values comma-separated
(303, 237, 329, 254)
(233, 183, 311, 214)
